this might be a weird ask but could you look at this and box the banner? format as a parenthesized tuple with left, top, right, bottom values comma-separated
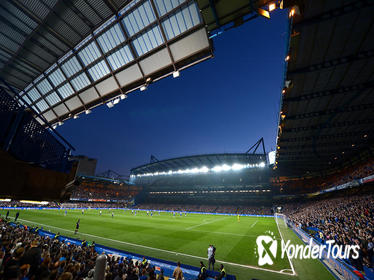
(360, 174, 374, 184)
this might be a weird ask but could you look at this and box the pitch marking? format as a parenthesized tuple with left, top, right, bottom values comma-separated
(275, 215, 297, 276)
(185, 217, 228, 230)
(249, 220, 258, 229)
(9, 216, 296, 277)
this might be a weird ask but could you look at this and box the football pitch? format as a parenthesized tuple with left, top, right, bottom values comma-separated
(5, 209, 334, 280)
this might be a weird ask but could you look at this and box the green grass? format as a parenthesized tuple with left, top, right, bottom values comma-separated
(4, 209, 334, 280)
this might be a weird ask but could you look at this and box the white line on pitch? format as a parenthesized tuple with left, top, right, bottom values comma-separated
(11, 217, 295, 277)
(249, 220, 258, 229)
(275, 216, 297, 276)
(187, 228, 282, 240)
(185, 217, 227, 230)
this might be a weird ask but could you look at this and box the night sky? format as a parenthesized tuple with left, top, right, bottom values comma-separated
(57, 9, 289, 176)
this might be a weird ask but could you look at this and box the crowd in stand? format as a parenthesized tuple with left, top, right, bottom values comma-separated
(285, 194, 374, 270)
(0, 219, 227, 280)
(0, 201, 60, 208)
(330, 158, 374, 188)
(61, 203, 128, 209)
(273, 158, 374, 194)
(0, 201, 128, 209)
(70, 183, 139, 202)
(0, 219, 169, 280)
(0, 201, 273, 215)
(136, 204, 271, 215)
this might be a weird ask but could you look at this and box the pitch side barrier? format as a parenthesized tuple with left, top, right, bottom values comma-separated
(8, 222, 235, 280)
(275, 214, 364, 280)
(0, 207, 274, 217)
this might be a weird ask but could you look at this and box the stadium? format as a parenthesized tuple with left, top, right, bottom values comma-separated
(0, 0, 373, 280)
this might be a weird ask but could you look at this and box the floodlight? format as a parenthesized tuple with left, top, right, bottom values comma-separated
(268, 2, 276, 11)
(221, 164, 231, 171)
(140, 85, 147, 91)
(200, 166, 209, 173)
(106, 102, 114, 108)
(212, 165, 223, 172)
(113, 98, 120, 105)
(289, 8, 295, 17)
(268, 151, 276, 165)
(58, 121, 63, 126)
(120, 94, 127, 100)
(73, 115, 79, 119)
(258, 8, 270, 18)
(173, 71, 180, 78)
(85, 109, 91, 114)
(52, 124, 57, 129)
(259, 162, 266, 168)
(232, 163, 244, 171)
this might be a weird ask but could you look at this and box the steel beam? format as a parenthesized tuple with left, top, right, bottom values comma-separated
(288, 49, 374, 75)
(283, 80, 374, 102)
(286, 103, 374, 120)
(294, 0, 372, 28)
(283, 118, 374, 133)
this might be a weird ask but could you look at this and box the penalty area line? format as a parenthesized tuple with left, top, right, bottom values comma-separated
(11, 217, 295, 277)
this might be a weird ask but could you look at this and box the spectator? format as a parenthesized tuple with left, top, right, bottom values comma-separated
(285, 194, 374, 270)
(172, 261, 183, 280)
(215, 264, 226, 280)
(198, 261, 207, 280)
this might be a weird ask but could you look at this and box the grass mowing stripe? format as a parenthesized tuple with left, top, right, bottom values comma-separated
(9, 215, 296, 277)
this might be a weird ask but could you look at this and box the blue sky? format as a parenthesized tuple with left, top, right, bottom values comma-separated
(57, 9, 289, 176)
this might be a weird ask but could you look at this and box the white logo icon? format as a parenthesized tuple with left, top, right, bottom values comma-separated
(256, 231, 277, 266)
(254, 230, 361, 267)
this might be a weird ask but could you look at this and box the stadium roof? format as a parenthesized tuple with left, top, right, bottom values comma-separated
(131, 153, 267, 174)
(0, 0, 274, 126)
(196, 0, 271, 34)
(276, 0, 374, 175)
(0, 0, 213, 125)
